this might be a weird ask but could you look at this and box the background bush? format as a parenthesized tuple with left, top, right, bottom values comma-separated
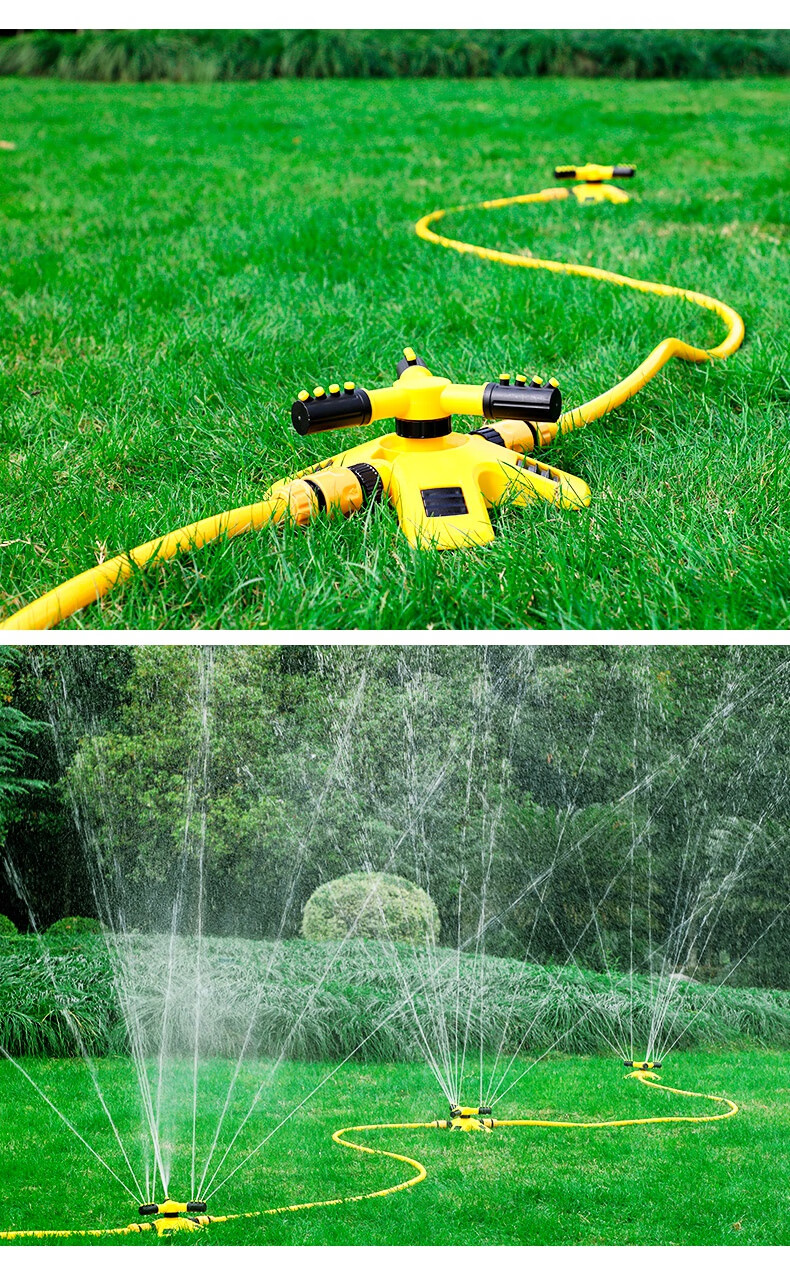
(302, 872, 440, 944)
(0, 915, 17, 938)
(0, 30, 787, 82)
(45, 916, 103, 937)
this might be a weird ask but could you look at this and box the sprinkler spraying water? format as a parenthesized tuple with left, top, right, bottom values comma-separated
(441, 1105, 495, 1132)
(137, 1200, 208, 1236)
(1, 646, 788, 1242)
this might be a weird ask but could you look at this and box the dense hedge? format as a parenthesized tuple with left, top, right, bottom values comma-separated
(302, 872, 440, 943)
(0, 30, 787, 82)
(0, 915, 18, 938)
(2, 934, 789, 1061)
(45, 916, 103, 936)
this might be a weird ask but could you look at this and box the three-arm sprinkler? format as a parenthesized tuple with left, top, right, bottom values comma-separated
(278, 347, 588, 550)
(137, 1200, 209, 1236)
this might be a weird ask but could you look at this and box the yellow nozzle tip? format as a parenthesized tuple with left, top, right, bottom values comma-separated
(329, 383, 340, 394)
(344, 381, 356, 391)
(549, 377, 559, 388)
(313, 386, 325, 398)
(531, 376, 544, 386)
(297, 390, 310, 401)
(515, 374, 527, 384)
(403, 346, 416, 362)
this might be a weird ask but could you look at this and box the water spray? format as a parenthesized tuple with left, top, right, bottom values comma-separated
(0, 1069, 740, 1241)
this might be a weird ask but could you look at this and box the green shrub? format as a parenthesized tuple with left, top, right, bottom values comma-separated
(2, 934, 789, 1061)
(302, 872, 440, 944)
(0, 30, 787, 82)
(0, 915, 18, 938)
(45, 916, 103, 937)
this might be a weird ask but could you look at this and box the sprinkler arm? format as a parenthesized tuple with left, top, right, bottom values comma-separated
(555, 163, 635, 183)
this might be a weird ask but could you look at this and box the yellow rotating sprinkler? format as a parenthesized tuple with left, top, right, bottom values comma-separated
(437, 1104, 495, 1132)
(137, 1199, 209, 1237)
(624, 1060, 662, 1072)
(554, 162, 636, 204)
(279, 347, 587, 550)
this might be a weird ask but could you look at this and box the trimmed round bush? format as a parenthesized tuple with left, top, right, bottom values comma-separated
(46, 916, 103, 937)
(301, 872, 440, 944)
(0, 915, 18, 938)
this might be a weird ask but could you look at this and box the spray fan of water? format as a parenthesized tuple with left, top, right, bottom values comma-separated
(1, 645, 789, 1225)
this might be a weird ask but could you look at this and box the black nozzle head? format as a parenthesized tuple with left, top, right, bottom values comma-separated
(483, 380, 561, 425)
(478, 1106, 493, 1117)
(187, 1201, 208, 1213)
(612, 165, 636, 178)
(291, 387, 372, 436)
(139, 1204, 158, 1216)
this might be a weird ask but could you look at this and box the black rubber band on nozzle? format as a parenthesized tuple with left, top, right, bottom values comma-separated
(612, 165, 635, 178)
(483, 382, 561, 424)
(291, 388, 373, 436)
(139, 1204, 158, 1216)
(187, 1201, 208, 1213)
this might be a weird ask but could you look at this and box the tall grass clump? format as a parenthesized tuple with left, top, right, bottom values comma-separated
(0, 30, 787, 83)
(2, 934, 790, 1061)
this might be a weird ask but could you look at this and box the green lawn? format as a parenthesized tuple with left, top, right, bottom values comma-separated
(1, 77, 788, 629)
(1, 1050, 788, 1243)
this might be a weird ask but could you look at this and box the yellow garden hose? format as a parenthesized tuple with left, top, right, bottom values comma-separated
(0, 1121, 430, 1241)
(415, 186, 744, 437)
(0, 495, 285, 632)
(493, 1069, 739, 1129)
(0, 175, 745, 630)
(0, 1073, 737, 1241)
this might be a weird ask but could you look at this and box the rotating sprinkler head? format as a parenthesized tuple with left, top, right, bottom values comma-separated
(439, 1105, 495, 1132)
(138, 1200, 209, 1236)
(554, 161, 636, 204)
(624, 1060, 662, 1071)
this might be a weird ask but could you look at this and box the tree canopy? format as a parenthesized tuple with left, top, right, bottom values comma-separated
(1, 646, 788, 989)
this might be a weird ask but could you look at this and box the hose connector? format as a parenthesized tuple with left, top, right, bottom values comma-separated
(281, 463, 384, 525)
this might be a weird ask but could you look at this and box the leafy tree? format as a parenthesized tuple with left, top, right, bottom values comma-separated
(1, 645, 786, 989)
(0, 651, 49, 850)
